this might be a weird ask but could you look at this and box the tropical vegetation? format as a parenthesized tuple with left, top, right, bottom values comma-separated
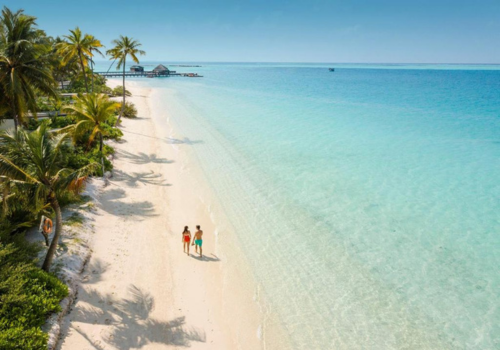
(0, 5, 144, 348)
(57, 27, 103, 93)
(106, 36, 145, 125)
(0, 123, 97, 270)
(63, 93, 120, 174)
(0, 241, 68, 350)
(0, 7, 57, 131)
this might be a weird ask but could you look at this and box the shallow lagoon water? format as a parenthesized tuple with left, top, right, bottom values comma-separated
(102, 63, 500, 349)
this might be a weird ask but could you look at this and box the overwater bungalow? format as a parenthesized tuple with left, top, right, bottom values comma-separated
(130, 65, 144, 72)
(153, 64, 170, 76)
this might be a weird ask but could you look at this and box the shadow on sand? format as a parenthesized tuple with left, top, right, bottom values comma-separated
(59, 284, 206, 349)
(96, 187, 157, 219)
(189, 253, 221, 262)
(82, 258, 110, 284)
(116, 150, 174, 165)
(111, 169, 171, 188)
(121, 130, 203, 146)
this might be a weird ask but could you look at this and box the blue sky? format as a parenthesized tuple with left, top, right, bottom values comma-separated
(3, 0, 500, 63)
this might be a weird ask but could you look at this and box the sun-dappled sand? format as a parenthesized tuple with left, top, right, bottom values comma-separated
(57, 81, 263, 349)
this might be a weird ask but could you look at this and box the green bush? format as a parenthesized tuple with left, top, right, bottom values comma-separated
(26, 117, 42, 131)
(63, 144, 114, 176)
(35, 97, 56, 112)
(117, 101, 137, 118)
(57, 189, 85, 207)
(50, 115, 76, 129)
(0, 243, 68, 350)
(111, 85, 131, 97)
(25, 115, 119, 177)
(0, 327, 48, 350)
(26, 116, 76, 131)
(100, 85, 112, 95)
(64, 74, 109, 94)
(102, 116, 123, 140)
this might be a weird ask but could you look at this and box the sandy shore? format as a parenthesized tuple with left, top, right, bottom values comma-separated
(57, 81, 263, 349)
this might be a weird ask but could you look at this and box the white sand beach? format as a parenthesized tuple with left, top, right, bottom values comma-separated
(57, 81, 264, 350)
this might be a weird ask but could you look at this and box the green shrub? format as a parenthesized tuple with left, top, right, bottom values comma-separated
(0, 243, 68, 350)
(102, 116, 123, 140)
(63, 144, 114, 177)
(50, 115, 76, 129)
(100, 85, 113, 95)
(26, 116, 75, 131)
(111, 85, 131, 97)
(117, 101, 137, 118)
(35, 98, 55, 112)
(64, 74, 109, 94)
(0, 327, 48, 350)
(57, 189, 84, 207)
(26, 117, 42, 131)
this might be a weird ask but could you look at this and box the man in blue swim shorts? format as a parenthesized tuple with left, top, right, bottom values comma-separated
(192, 225, 203, 258)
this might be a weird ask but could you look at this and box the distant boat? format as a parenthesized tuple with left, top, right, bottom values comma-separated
(329, 68, 335, 72)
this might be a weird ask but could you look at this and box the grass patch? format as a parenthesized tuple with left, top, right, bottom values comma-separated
(65, 213, 84, 227)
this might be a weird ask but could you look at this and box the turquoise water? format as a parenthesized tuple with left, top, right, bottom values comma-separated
(106, 63, 499, 349)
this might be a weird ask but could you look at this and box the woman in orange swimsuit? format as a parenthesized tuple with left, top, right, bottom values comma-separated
(182, 226, 191, 256)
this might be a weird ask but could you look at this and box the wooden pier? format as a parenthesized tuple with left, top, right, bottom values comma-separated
(95, 71, 202, 78)
(95, 64, 202, 78)
(96, 64, 202, 78)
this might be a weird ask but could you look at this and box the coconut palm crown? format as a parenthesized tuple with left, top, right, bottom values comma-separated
(106, 36, 145, 125)
(0, 123, 96, 271)
(63, 93, 119, 174)
(87, 35, 104, 92)
(0, 7, 57, 130)
(57, 27, 100, 93)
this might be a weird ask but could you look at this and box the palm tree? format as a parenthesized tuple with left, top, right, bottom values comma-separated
(48, 36, 79, 90)
(63, 93, 119, 175)
(0, 123, 96, 271)
(57, 27, 95, 93)
(87, 35, 104, 92)
(0, 7, 58, 131)
(106, 36, 145, 125)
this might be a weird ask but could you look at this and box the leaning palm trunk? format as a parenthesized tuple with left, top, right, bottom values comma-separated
(91, 64, 94, 92)
(78, 52, 89, 93)
(99, 132, 105, 176)
(42, 195, 63, 271)
(90, 53, 94, 92)
(115, 57, 126, 126)
(107, 35, 145, 126)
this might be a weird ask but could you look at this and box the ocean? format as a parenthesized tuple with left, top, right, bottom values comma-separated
(99, 62, 500, 349)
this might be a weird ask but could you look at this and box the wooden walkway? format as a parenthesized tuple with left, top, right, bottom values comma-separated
(95, 71, 202, 78)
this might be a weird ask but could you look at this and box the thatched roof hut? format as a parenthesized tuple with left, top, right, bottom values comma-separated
(153, 64, 169, 73)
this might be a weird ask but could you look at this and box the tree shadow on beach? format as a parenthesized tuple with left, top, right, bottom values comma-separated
(189, 253, 221, 262)
(120, 129, 203, 146)
(112, 169, 171, 188)
(96, 187, 157, 219)
(116, 150, 174, 165)
(81, 258, 110, 285)
(70, 327, 107, 350)
(60, 284, 205, 349)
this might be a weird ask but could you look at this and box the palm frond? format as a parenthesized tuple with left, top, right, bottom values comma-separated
(0, 154, 39, 183)
(54, 162, 98, 193)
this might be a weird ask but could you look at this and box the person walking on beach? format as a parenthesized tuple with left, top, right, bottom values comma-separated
(192, 225, 203, 258)
(182, 226, 191, 256)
